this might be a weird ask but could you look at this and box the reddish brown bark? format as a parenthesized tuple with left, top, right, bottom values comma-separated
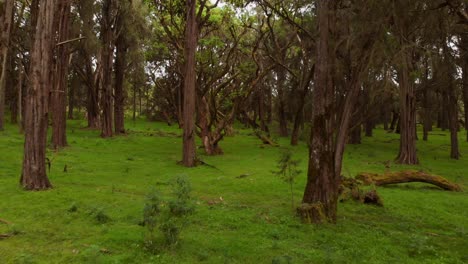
(182, 0, 198, 167)
(51, 0, 71, 149)
(21, 0, 55, 190)
(299, 0, 339, 223)
(114, 33, 127, 134)
(198, 96, 224, 155)
(396, 53, 418, 165)
(0, 0, 14, 131)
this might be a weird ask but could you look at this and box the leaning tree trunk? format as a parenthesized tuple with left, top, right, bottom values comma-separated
(0, 0, 14, 131)
(182, 0, 198, 167)
(51, 0, 71, 149)
(396, 52, 418, 165)
(21, 0, 55, 190)
(299, 0, 339, 224)
(100, 0, 114, 138)
(114, 33, 127, 134)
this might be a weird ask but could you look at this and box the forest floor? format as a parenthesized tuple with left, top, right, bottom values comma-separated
(0, 119, 467, 264)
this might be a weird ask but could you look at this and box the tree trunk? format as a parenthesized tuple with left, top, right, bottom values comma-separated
(114, 33, 127, 134)
(0, 0, 14, 131)
(396, 53, 418, 165)
(258, 85, 269, 134)
(21, 0, 55, 190)
(198, 96, 223, 155)
(51, 0, 71, 149)
(290, 70, 312, 146)
(277, 67, 288, 137)
(389, 111, 399, 131)
(462, 35, 468, 142)
(15, 67, 24, 126)
(299, 0, 339, 223)
(68, 73, 79, 120)
(182, 0, 198, 167)
(365, 119, 373, 137)
(100, 0, 114, 138)
(447, 90, 460, 159)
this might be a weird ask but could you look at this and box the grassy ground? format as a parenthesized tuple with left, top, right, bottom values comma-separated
(0, 119, 467, 264)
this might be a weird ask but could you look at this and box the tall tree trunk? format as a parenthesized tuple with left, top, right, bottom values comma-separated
(0, 0, 14, 131)
(15, 66, 24, 126)
(447, 90, 460, 159)
(396, 53, 418, 164)
(21, 0, 55, 190)
(258, 85, 269, 134)
(114, 34, 127, 134)
(277, 67, 288, 137)
(462, 35, 468, 142)
(68, 74, 79, 120)
(182, 0, 198, 167)
(51, 0, 71, 149)
(100, 0, 114, 138)
(133, 83, 137, 121)
(422, 63, 432, 142)
(299, 0, 339, 223)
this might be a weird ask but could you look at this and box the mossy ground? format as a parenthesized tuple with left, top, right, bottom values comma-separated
(0, 119, 467, 263)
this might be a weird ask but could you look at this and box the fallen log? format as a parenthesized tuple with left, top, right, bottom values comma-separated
(0, 233, 13, 239)
(0, 218, 11, 225)
(254, 130, 279, 147)
(356, 170, 462, 192)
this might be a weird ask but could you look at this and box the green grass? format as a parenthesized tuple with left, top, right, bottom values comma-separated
(0, 119, 467, 263)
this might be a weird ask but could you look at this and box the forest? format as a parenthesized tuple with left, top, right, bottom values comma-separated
(0, 0, 467, 263)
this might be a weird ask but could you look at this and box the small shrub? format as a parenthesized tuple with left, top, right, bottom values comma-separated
(143, 175, 194, 252)
(272, 148, 301, 210)
(89, 208, 111, 224)
(68, 203, 78, 213)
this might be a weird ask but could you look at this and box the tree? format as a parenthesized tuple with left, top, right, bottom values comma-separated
(100, 0, 116, 138)
(0, 0, 14, 131)
(21, 0, 56, 190)
(51, 0, 72, 149)
(181, 0, 198, 167)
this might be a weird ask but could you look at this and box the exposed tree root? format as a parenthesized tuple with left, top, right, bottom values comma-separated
(356, 170, 462, 192)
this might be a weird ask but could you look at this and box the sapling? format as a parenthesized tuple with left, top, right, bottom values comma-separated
(142, 175, 194, 252)
(272, 149, 301, 210)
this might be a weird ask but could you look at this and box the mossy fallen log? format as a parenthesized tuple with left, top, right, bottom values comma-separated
(356, 170, 462, 192)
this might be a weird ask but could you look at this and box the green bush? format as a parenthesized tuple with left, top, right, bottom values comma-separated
(143, 175, 194, 252)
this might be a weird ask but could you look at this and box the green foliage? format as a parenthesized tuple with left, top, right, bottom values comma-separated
(143, 175, 194, 252)
(272, 148, 302, 210)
